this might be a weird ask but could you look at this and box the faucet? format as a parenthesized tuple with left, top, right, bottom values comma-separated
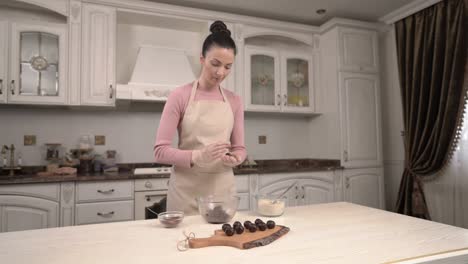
(1, 144, 21, 176)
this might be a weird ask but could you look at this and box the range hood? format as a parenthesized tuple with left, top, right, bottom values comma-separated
(116, 45, 196, 102)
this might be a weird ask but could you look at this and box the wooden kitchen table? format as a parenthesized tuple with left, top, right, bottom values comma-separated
(1, 202, 468, 264)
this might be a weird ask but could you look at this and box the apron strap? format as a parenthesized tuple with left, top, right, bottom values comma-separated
(188, 80, 198, 103)
(219, 85, 228, 103)
(189, 80, 229, 103)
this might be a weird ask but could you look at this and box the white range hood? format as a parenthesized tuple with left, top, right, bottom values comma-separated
(116, 45, 196, 102)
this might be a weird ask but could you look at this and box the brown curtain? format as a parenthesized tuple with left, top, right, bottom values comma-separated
(395, 0, 467, 219)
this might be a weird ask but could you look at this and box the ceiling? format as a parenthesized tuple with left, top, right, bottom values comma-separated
(144, 0, 414, 25)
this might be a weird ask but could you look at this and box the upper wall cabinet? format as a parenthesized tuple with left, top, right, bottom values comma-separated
(0, 3, 68, 105)
(238, 25, 319, 114)
(0, 21, 7, 103)
(81, 4, 116, 106)
(244, 46, 315, 113)
(338, 27, 378, 73)
(8, 22, 68, 105)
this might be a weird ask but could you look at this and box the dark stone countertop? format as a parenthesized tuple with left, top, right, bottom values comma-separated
(0, 159, 342, 185)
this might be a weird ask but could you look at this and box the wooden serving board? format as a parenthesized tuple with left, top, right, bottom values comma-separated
(189, 225, 290, 249)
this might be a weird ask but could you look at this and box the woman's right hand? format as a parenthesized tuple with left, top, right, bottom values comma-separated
(191, 142, 230, 167)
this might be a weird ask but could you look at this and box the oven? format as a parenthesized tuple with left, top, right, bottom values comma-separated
(134, 168, 171, 220)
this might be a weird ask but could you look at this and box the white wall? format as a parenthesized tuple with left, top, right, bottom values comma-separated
(379, 26, 405, 211)
(0, 105, 315, 166)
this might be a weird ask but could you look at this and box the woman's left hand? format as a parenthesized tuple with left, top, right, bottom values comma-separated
(221, 153, 241, 168)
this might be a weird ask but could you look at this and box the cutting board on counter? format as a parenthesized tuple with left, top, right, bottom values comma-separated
(189, 225, 290, 249)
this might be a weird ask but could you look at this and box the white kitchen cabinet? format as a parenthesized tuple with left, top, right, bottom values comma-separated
(75, 180, 134, 203)
(7, 22, 68, 105)
(338, 27, 379, 73)
(13, 0, 68, 17)
(320, 22, 382, 168)
(0, 195, 59, 232)
(257, 176, 300, 207)
(244, 45, 316, 113)
(0, 20, 7, 103)
(343, 167, 385, 209)
(0, 183, 61, 232)
(280, 51, 316, 113)
(339, 72, 382, 168)
(235, 174, 251, 211)
(81, 3, 116, 106)
(298, 177, 335, 206)
(75, 200, 133, 225)
(256, 172, 335, 208)
(244, 46, 280, 112)
(74, 180, 134, 225)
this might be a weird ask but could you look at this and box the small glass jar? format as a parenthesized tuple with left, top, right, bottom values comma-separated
(79, 135, 92, 150)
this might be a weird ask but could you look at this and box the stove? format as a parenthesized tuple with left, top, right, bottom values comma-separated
(133, 166, 171, 220)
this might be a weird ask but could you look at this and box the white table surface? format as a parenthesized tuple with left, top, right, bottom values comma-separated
(2, 202, 468, 264)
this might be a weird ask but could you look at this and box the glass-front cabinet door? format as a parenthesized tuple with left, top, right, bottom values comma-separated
(9, 22, 67, 104)
(244, 46, 280, 112)
(281, 52, 315, 113)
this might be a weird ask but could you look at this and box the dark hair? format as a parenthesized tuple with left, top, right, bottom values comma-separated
(202, 20, 237, 57)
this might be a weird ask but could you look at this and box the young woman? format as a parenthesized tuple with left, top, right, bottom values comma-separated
(154, 21, 247, 215)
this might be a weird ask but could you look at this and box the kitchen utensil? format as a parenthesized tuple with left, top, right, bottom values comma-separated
(157, 211, 184, 228)
(189, 225, 290, 249)
(196, 195, 240, 224)
(273, 181, 297, 203)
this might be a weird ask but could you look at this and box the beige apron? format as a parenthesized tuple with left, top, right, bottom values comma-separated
(167, 80, 236, 215)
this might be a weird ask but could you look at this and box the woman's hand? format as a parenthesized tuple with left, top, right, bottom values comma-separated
(192, 142, 230, 167)
(221, 152, 242, 168)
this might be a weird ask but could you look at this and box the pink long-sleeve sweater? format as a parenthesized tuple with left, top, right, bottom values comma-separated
(154, 82, 247, 168)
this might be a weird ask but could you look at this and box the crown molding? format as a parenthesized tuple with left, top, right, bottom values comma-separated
(379, 0, 442, 24)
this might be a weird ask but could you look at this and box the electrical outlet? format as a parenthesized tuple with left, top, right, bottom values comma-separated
(24, 135, 36, 146)
(258, 135, 267, 144)
(95, 135, 105, 145)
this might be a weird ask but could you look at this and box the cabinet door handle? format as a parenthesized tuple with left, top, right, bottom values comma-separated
(97, 211, 115, 217)
(0, 79, 3, 95)
(277, 94, 281, 106)
(97, 189, 115, 194)
(343, 150, 348, 162)
(109, 84, 113, 99)
(10, 80, 15, 95)
(345, 177, 350, 189)
(283, 94, 287, 106)
(301, 186, 305, 199)
(295, 185, 299, 199)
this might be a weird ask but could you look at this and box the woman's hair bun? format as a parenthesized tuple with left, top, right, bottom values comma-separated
(210, 20, 231, 36)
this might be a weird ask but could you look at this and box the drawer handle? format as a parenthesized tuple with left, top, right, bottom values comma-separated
(10, 80, 15, 95)
(109, 84, 114, 99)
(97, 211, 115, 217)
(97, 189, 115, 194)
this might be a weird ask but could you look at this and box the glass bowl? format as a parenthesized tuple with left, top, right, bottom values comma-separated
(255, 194, 287, 217)
(158, 211, 184, 228)
(196, 195, 240, 224)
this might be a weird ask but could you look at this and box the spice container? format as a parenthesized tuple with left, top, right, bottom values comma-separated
(255, 194, 287, 217)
